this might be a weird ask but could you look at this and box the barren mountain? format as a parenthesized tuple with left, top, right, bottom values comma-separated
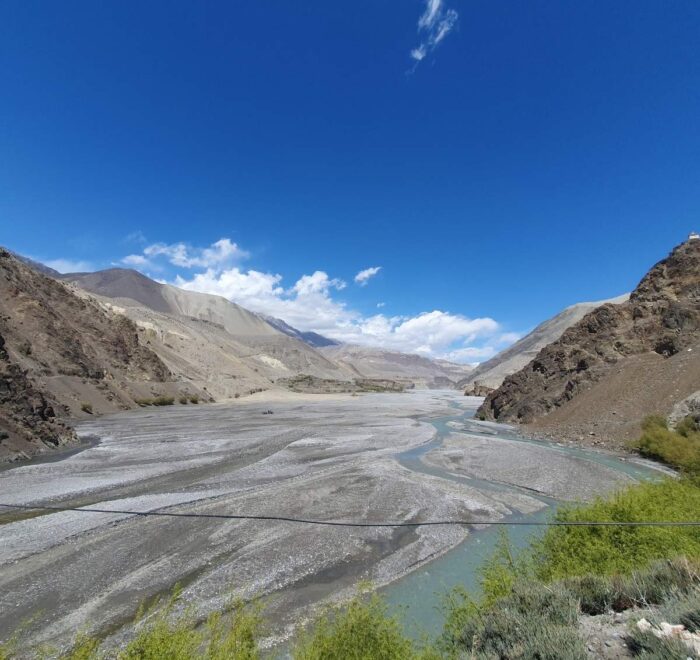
(62, 269, 279, 336)
(459, 294, 629, 393)
(62, 268, 356, 394)
(64, 267, 462, 390)
(0, 250, 177, 462)
(321, 345, 473, 387)
(478, 238, 700, 447)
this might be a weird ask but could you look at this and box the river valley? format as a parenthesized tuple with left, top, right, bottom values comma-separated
(0, 390, 659, 654)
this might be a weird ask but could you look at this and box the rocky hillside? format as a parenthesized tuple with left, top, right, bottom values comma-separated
(478, 239, 700, 447)
(0, 249, 177, 462)
(459, 294, 628, 393)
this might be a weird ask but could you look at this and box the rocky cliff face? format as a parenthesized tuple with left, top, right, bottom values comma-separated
(0, 249, 172, 461)
(478, 240, 700, 436)
(0, 332, 76, 456)
(458, 294, 628, 392)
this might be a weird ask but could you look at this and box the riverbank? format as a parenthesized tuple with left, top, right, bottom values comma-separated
(0, 391, 659, 656)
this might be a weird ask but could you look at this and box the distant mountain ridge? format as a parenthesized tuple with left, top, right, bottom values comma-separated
(261, 315, 340, 348)
(321, 344, 473, 387)
(478, 238, 700, 447)
(59, 266, 468, 387)
(459, 294, 629, 392)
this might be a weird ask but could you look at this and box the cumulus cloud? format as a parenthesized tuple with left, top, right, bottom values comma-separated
(175, 266, 500, 362)
(123, 238, 248, 270)
(410, 0, 458, 65)
(354, 266, 382, 286)
(119, 235, 508, 363)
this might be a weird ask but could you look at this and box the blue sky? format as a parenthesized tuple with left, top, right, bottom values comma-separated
(1, 1, 699, 361)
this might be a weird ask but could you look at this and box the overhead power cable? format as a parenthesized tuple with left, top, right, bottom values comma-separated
(1, 503, 699, 527)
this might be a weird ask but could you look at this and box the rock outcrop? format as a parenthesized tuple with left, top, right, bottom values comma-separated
(464, 383, 495, 397)
(0, 331, 76, 457)
(478, 239, 700, 443)
(0, 249, 173, 461)
(458, 294, 628, 392)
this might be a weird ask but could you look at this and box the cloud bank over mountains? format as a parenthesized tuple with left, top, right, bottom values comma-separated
(120, 237, 513, 362)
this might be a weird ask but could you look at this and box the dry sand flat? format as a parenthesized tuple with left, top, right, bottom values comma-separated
(0, 391, 633, 652)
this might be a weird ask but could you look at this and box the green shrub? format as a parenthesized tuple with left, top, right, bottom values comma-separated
(189, 396, 199, 404)
(632, 415, 700, 477)
(118, 594, 261, 660)
(293, 588, 421, 660)
(179, 396, 189, 405)
(63, 633, 101, 659)
(134, 396, 174, 407)
(478, 530, 533, 605)
(534, 478, 700, 580)
(203, 602, 262, 660)
(80, 402, 93, 414)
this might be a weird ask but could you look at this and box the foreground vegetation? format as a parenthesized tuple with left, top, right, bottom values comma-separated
(3, 416, 699, 659)
(632, 414, 700, 480)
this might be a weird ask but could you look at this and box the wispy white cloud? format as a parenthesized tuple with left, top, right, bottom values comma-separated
(354, 266, 382, 286)
(498, 331, 522, 345)
(377, 302, 386, 308)
(418, 0, 443, 29)
(123, 230, 147, 245)
(123, 238, 248, 270)
(43, 258, 93, 273)
(410, 0, 458, 65)
(121, 254, 151, 267)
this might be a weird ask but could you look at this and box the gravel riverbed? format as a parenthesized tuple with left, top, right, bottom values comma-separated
(0, 390, 634, 652)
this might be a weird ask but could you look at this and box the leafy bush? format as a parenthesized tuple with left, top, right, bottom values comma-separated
(632, 415, 700, 477)
(189, 396, 199, 404)
(119, 594, 261, 660)
(179, 396, 189, 405)
(534, 478, 700, 580)
(80, 402, 93, 414)
(293, 588, 423, 660)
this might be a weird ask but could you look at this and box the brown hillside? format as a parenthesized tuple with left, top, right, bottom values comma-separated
(478, 239, 700, 447)
(0, 249, 172, 462)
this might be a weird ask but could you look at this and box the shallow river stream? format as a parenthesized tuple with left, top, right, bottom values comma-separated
(381, 394, 660, 639)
